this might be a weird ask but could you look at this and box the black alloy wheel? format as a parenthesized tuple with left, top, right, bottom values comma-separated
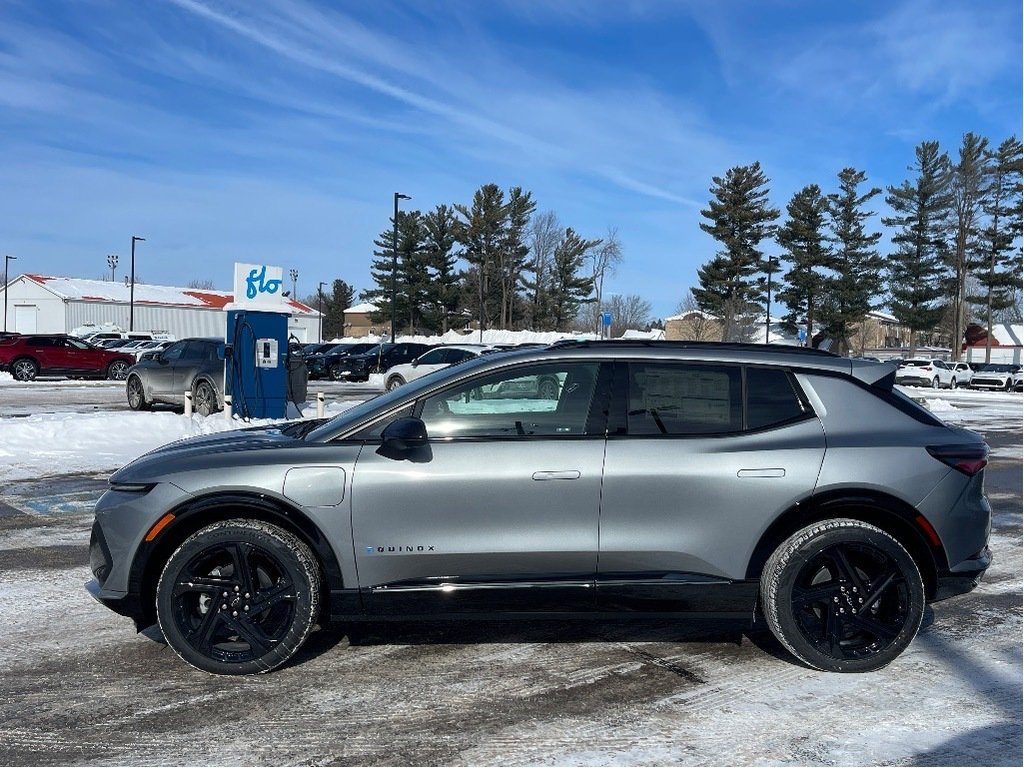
(761, 518, 925, 673)
(156, 520, 320, 675)
(126, 375, 150, 410)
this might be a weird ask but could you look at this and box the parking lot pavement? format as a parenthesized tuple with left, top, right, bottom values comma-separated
(0, 425, 1020, 765)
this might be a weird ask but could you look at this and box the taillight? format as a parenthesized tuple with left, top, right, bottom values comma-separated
(927, 444, 989, 475)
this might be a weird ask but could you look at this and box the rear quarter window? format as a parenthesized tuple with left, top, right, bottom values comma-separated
(746, 367, 809, 430)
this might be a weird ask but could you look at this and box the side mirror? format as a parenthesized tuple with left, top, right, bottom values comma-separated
(380, 416, 428, 453)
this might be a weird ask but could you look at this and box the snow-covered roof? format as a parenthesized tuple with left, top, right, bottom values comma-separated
(22, 274, 318, 315)
(966, 323, 1024, 348)
(345, 302, 379, 314)
(664, 309, 719, 322)
(620, 329, 666, 340)
(867, 310, 899, 323)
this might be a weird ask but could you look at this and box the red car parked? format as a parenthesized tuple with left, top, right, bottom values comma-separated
(0, 334, 135, 381)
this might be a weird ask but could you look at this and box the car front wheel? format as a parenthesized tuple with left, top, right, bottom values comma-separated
(156, 520, 321, 675)
(12, 357, 38, 381)
(950, 377, 958, 389)
(760, 518, 925, 673)
(386, 376, 405, 391)
(126, 375, 150, 410)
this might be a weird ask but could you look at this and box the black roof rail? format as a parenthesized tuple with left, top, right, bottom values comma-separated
(546, 339, 838, 357)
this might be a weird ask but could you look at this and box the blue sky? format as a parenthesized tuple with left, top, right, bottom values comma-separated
(1, 0, 1020, 319)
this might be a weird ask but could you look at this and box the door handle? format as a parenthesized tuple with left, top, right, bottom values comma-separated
(737, 468, 786, 478)
(532, 470, 581, 481)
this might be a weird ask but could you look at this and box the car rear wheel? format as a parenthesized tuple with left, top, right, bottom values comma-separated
(126, 374, 150, 410)
(107, 360, 130, 381)
(11, 357, 38, 381)
(386, 375, 405, 391)
(329, 364, 345, 381)
(931, 376, 939, 389)
(193, 380, 217, 417)
(156, 520, 321, 675)
(760, 518, 925, 673)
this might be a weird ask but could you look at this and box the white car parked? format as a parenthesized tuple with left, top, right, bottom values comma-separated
(950, 362, 974, 389)
(970, 363, 1022, 391)
(895, 358, 956, 389)
(384, 344, 492, 390)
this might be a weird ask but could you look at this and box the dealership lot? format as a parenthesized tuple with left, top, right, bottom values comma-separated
(0, 383, 1020, 765)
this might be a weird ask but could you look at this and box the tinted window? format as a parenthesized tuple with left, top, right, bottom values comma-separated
(161, 341, 187, 361)
(445, 349, 475, 364)
(420, 362, 600, 438)
(746, 367, 807, 430)
(415, 349, 447, 365)
(28, 337, 54, 348)
(627, 363, 742, 435)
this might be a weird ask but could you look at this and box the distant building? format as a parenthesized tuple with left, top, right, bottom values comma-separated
(962, 323, 1023, 365)
(664, 310, 722, 341)
(341, 303, 391, 339)
(1, 274, 320, 341)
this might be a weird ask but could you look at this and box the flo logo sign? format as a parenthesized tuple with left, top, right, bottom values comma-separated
(233, 262, 286, 308)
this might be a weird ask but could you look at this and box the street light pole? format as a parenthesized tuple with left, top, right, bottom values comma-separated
(107, 254, 118, 282)
(289, 268, 299, 298)
(318, 281, 327, 344)
(391, 192, 411, 343)
(3, 255, 17, 333)
(129, 236, 145, 331)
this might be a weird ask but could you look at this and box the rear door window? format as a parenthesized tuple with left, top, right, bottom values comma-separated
(626, 363, 742, 435)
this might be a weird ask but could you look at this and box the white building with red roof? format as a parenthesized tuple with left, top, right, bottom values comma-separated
(1, 274, 320, 341)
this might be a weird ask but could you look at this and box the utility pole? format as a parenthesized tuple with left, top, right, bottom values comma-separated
(391, 192, 411, 343)
(3, 255, 16, 333)
(318, 281, 327, 344)
(107, 254, 118, 282)
(129, 236, 145, 331)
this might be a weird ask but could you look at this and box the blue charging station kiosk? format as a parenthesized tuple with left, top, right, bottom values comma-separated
(225, 308, 290, 419)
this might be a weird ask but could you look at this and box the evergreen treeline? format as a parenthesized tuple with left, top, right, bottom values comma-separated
(358, 183, 623, 335)
(692, 134, 1022, 359)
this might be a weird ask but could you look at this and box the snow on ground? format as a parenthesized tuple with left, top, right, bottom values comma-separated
(0, 400, 365, 482)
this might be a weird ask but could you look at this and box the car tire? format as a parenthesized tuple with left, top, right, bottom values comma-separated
(11, 357, 38, 381)
(930, 377, 939, 389)
(760, 518, 925, 673)
(156, 519, 321, 675)
(386, 376, 405, 391)
(950, 377, 958, 390)
(107, 360, 130, 381)
(193, 380, 218, 417)
(538, 376, 559, 400)
(329, 364, 345, 381)
(126, 374, 151, 411)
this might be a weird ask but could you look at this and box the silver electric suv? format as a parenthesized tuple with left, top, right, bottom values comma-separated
(87, 341, 992, 675)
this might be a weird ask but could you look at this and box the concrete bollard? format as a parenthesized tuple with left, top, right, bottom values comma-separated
(316, 392, 325, 418)
(184, 391, 193, 418)
(223, 394, 233, 421)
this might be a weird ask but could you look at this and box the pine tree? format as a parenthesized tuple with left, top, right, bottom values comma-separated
(499, 187, 535, 330)
(365, 210, 426, 335)
(455, 184, 507, 334)
(947, 133, 990, 360)
(884, 141, 953, 356)
(824, 168, 884, 354)
(421, 204, 462, 333)
(692, 162, 780, 341)
(968, 135, 1023, 362)
(550, 228, 599, 331)
(776, 184, 830, 344)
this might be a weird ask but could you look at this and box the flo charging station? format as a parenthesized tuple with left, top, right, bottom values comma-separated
(225, 262, 290, 419)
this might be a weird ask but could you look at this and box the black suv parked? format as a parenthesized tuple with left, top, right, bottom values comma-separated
(307, 343, 377, 380)
(330, 342, 432, 381)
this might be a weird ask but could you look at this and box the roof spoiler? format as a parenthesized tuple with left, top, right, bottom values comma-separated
(850, 359, 898, 390)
